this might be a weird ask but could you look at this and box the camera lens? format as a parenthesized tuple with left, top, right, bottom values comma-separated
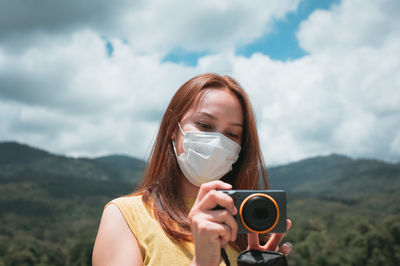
(240, 194, 279, 233)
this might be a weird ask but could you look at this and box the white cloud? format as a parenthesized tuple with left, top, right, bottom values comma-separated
(232, 0, 400, 164)
(297, 0, 400, 53)
(0, 29, 200, 158)
(117, 0, 300, 54)
(0, 0, 302, 160)
(0, 0, 399, 166)
(0, 0, 300, 55)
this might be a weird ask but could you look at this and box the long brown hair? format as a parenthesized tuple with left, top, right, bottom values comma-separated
(134, 73, 268, 250)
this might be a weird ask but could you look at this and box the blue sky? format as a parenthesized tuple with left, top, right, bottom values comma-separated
(164, 0, 340, 65)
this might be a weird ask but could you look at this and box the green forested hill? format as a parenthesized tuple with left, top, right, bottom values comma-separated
(0, 141, 399, 265)
(269, 154, 400, 265)
(93, 155, 146, 182)
(269, 154, 400, 196)
(0, 175, 135, 266)
(0, 142, 146, 183)
(0, 142, 51, 165)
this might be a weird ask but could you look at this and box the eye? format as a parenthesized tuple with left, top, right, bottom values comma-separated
(197, 122, 212, 130)
(227, 132, 239, 139)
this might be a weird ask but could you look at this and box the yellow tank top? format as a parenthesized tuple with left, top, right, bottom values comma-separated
(107, 195, 239, 266)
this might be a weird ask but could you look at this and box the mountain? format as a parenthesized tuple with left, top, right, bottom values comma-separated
(0, 141, 145, 265)
(268, 154, 400, 219)
(0, 141, 399, 265)
(93, 155, 146, 182)
(0, 141, 52, 165)
(269, 154, 400, 198)
(0, 141, 146, 183)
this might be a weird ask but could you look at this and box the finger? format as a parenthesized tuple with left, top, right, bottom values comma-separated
(264, 219, 292, 251)
(204, 221, 232, 247)
(206, 209, 238, 241)
(278, 242, 293, 256)
(191, 208, 234, 242)
(286, 219, 292, 231)
(265, 233, 284, 251)
(196, 181, 232, 201)
(265, 232, 283, 251)
(247, 233, 260, 249)
(219, 223, 232, 247)
(199, 189, 237, 215)
(192, 215, 231, 244)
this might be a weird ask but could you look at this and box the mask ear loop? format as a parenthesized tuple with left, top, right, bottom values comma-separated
(172, 122, 185, 157)
(177, 122, 186, 136)
(171, 140, 179, 157)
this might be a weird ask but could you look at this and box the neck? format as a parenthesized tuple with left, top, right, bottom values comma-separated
(180, 175, 200, 198)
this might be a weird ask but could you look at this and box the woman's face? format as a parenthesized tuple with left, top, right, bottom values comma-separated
(173, 88, 244, 156)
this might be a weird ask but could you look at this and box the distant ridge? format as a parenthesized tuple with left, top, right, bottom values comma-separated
(1, 141, 399, 198)
(95, 154, 145, 169)
(0, 141, 53, 165)
(0, 141, 146, 183)
(268, 153, 353, 190)
(269, 153, 400, 200)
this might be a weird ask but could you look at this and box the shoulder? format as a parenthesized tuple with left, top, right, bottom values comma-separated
(92, 198, 144, 266)
(107, 195, 150, 226)
(109, 194, 144, 209)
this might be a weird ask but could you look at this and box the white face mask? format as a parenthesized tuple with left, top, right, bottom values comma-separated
(172, 122, 241, 187)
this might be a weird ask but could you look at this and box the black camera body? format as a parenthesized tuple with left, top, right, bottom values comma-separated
(220, 190, 287, 234)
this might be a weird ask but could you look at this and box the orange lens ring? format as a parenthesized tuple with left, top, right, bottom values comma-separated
(239, 193, 280, 234)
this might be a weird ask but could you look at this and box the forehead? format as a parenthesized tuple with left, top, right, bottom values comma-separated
(185, 88, 244, 122)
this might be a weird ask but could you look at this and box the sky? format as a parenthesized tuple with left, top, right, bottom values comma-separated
(0, 0, 399, 166)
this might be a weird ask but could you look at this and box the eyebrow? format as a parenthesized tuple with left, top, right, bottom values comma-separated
(197, 112, 243, 128)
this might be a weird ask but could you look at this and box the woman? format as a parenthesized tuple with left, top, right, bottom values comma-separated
(92, 73, 292, 266)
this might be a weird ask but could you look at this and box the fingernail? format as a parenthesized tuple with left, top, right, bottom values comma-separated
(283, 242, 292, 250)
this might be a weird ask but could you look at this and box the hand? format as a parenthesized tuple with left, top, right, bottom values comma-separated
(247, 219, 293, 256)
(188, 181, 238, 266)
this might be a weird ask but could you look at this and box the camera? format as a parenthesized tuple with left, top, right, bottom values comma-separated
(219, 190, 287, 234)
